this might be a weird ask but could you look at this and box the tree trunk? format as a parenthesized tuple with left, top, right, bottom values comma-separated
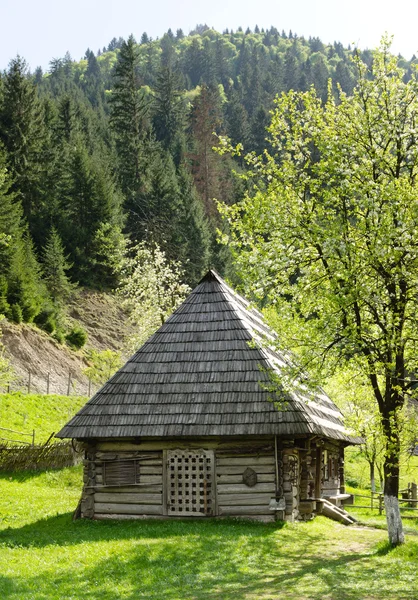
(382, 422, 404, 546)
(369, 461, 375, 493)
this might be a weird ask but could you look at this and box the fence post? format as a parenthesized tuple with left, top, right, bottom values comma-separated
(32, 429, 35, 447)
(67, 372, 71, 396)
(379, 494, 383, 515)
(28, 370, 31, 394)
(410, 482, 417, 508)
(47, 372, 50, 395)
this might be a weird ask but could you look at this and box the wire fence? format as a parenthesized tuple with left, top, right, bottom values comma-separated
(4, 369, 100, 397)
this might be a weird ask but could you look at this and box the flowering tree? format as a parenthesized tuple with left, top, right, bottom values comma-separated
(221, 38, 418, 545)
(118, 242, 190, 351)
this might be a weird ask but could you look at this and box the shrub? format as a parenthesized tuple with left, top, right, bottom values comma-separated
(11, 303, 23, 324)
(53, 330, 65, 344)
(34, 308, 57, 334)
(65, 326, 87, 349)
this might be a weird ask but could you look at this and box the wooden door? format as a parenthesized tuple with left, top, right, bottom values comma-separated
(167, 449, 214, 516)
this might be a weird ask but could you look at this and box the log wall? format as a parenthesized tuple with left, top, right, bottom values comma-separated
(79, 437, 346, 522)
(216, 453, 276, 522)
(81, 447, 163, 519)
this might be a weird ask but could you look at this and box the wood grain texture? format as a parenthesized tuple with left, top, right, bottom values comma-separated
(57, 271, 358, 444)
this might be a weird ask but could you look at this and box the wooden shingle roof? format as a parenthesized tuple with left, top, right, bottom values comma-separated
(57, 270, 358, 443)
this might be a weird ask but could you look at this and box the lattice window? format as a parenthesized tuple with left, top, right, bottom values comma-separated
(167, 450, 214, 516)
(103, 459, 140, 487)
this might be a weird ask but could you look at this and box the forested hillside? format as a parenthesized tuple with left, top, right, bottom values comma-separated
(0, 24, 415, 338)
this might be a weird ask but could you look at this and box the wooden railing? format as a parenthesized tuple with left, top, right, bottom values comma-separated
(345, 484, 418, 518)
(0, 425, 35, 446)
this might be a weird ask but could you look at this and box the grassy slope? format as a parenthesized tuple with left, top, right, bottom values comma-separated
(0, 393, 87, 444)
(0, 468, 417, 600)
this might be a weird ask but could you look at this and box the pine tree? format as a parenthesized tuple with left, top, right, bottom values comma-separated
(109, 35, 150, 209)
(0, 56, 45, 230)
(152, 63, 186, 161)
(41, 227, 74, 307)
(177, 169, 212, 283)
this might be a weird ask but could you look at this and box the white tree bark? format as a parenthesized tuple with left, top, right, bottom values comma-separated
(384, 495, 405, 546)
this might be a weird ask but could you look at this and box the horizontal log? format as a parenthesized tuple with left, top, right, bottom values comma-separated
(93, 513, 275, 522)
(216, 465, 275, 475)
(137, 475, 162, 484)
(97, 441, 220, 451)
(217, 493, 273, 506)
(218, 505, 272, 516)
(94, 485, 162, 493)
(94, 493, 162, 505)
(95, 460, 162, 469)
(138, 466, 163, 475)
(217, 483, 275, 494)
(94, 502, 163, 515)
(216, 448, 274, 457)
(216, 456, 275, 467)
(216, 473, 275, 484)
(95, 452, 161, 460)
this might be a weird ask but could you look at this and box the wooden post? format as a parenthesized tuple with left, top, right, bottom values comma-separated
(47, 372, 50, 395)
(339, 445, 345, 494)
(274, 435, 279, 497)
(28, 370, 31, 394)
(32, 429, 35, 447)
(379, 494, 383, 515)
(410, 483, 417, 508)
(315, 446, 322, 498)
(67, 372, 71, 396)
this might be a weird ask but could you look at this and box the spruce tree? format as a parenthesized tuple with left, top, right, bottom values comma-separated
(41, 227, 74, 307)
(109, 35, 150, 210)
(0, 56, 45, 231)
(153, 63, 186, 162)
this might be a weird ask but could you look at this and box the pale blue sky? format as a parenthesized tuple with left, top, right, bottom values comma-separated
(1, 0, 418, 71)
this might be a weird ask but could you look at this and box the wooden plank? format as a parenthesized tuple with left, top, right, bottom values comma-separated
(162, 449, 168, 516)
(95, 437, 276, 453)
(93, 513, 274, 522)
(217, 483, 275, 494)
(218, 505, 272, 516)
(217, 493, 273, 506)
(216, 456, 275, 467)
(140, 466, 163, 475)
(94, 502, 163, 515)
(95, 485, 162, 494)
(216, 465, 275, 475)
(137, 475, 162, 485)
(216, 473, 275, 484)
(94, 493, 162, 504)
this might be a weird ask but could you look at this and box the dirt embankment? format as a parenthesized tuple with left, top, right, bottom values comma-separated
(1, 291, 133, 396)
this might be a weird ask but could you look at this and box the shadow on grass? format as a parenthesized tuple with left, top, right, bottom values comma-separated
(0, 527, 397, 600)
(1, 516, 416, 599)
(0, 465, 82, 483)
(0, 511, 285, 549)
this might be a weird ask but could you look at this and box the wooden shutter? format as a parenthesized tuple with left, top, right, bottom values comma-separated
(103, 460, 140, 486)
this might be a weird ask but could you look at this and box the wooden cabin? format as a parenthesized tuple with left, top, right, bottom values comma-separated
(57, 270, 359, 522)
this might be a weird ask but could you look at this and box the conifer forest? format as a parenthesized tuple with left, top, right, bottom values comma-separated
(0, 25, 416, 333)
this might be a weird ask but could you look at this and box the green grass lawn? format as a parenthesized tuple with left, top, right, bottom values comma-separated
(0, 467, 417, 600)
(0, 393, 87, 444)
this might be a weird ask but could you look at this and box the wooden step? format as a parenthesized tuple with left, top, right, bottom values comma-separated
(319, 498, 356, 525)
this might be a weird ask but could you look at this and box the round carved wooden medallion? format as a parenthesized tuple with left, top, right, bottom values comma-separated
(242, 467, 257, 487)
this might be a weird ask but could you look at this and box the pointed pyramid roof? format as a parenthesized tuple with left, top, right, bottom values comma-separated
(57, 270, 358, 443)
